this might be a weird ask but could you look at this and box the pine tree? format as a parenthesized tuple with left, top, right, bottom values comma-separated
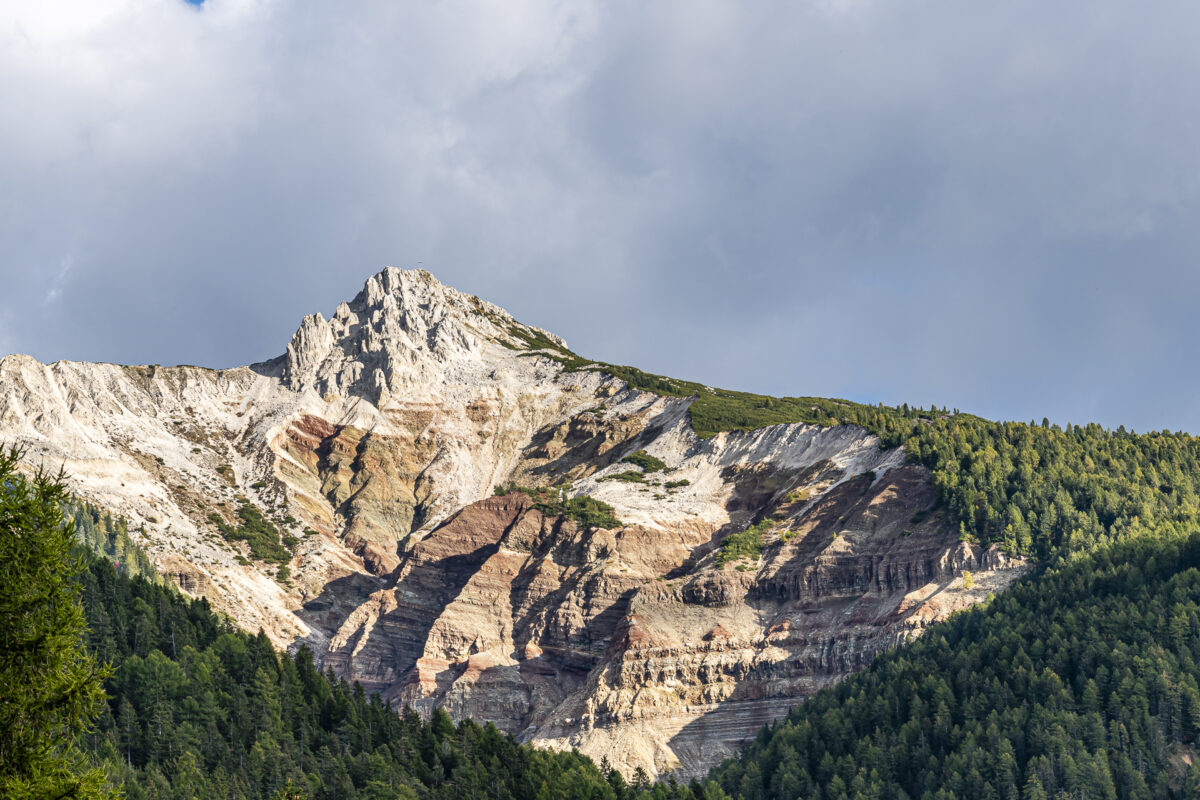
(0, 447, 114, 798)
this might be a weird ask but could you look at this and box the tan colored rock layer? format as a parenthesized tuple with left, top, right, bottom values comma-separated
(0, 267, 1028, 779)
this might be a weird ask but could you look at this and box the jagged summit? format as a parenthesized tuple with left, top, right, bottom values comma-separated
(281, 267, 569, 402)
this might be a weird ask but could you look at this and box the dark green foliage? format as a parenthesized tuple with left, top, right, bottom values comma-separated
(621, 450, 668, 473)
(484, 307, 574, 358)
(589, 364, 697, 397)
(601, 471, 647, 484)
(495, 323, 754, 414)
(548, 493, 623, 530)
(562, 357, 895, 438)
(664, 479, 690, 489)
(209, 500, 292, 565)
(716, 520, 769, 567)
(507, 325, 572, 356)
(523, 343, 698, 397)
(705, 530, 1200, 799)
(497, 484, 623, 530)
(688, 392, 879, 439)
(76, 554, 710, 800)
(878, 416, 1200, 561)
(68, 498, 158, 580)
(0, 448, 113, 799)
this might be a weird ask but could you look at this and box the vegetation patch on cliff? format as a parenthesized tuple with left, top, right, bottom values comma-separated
(716, 519, 770, 567)
(207, 500, 292, 565)
(553, 351, 911, 438)
(621, 449, 667, 473)
(600, 470, 647, 484)
(498, 311, 906, 436)
(67, 499, 157, 580)
(496, 483, 623, 530)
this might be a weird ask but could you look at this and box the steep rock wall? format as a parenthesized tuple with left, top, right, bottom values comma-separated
(0, 267, 1027, 779)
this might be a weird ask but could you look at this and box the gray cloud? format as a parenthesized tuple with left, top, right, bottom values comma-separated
(3, 0, 1200, 431)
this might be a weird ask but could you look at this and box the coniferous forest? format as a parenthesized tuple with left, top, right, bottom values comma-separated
(75, 554, 714, 800)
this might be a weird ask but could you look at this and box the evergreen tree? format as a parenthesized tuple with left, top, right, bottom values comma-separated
(0, 447, 113, 799)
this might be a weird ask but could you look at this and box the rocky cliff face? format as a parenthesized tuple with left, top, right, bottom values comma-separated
(0, 267, 1026, 778)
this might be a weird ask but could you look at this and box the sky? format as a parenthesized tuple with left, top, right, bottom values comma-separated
(3, 1, 1200, 433)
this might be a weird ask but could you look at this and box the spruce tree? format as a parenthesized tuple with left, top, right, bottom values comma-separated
(0, 447, 112, 799)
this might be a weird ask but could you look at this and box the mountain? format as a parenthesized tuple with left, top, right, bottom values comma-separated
(0, 267, 1025, 778)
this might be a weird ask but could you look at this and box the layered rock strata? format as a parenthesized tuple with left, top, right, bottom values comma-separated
(324, 460, 1024, 778)
(0, 267, 1026, 778)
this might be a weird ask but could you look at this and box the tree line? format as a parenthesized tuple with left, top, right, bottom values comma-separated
(706, 529, 1200, 799)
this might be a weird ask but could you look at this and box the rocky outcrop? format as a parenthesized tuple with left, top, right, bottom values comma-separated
(0, 269, 613, 642)
(322, 456, 1026, 778)
(280, 268, 567, 403)
(539, 466, 1025, 778)
(0, 267, 1028, 779)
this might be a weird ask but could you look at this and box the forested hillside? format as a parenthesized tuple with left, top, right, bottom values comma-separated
(69, 499, 158, 580)
(47, 334, 1200, 798)
(75, 555, 719, 800)
(705, 530, 1200, 799)
(72, 423, 1200, 799)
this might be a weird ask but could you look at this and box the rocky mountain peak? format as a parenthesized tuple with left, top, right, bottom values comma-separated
(282, 267, 568, 402)
(0, 264, 1030, 780)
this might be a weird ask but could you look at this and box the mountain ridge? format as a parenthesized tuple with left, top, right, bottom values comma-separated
(0, 266, 1025, 777)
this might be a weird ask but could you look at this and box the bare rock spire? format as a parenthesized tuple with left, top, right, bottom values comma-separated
(279, 266, 566, 404)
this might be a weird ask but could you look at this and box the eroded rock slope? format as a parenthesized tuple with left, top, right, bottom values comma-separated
(0, 267, 1026, 778)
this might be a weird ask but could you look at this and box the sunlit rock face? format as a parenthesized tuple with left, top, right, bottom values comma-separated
(0, 267, 1026, 778)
